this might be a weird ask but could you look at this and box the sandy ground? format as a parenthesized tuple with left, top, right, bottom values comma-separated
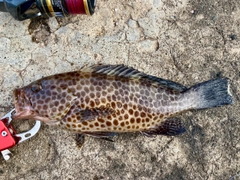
(0, 0, 240, 179)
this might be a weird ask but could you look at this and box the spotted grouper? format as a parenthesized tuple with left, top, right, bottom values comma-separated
(12, 64, 233, 145)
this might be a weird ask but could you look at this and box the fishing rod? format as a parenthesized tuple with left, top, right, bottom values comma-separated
(0, 0, 95, 21)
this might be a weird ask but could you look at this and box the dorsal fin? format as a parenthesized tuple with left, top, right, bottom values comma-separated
(83, 64, 187, 92)
(141, 74, 187, 92)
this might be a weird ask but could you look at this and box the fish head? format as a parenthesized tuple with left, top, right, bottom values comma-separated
(13, 80, 53, 123)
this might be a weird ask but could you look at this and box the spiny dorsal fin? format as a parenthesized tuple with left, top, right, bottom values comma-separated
(88, 64, 143, 78)
(83, 64, 187, 92)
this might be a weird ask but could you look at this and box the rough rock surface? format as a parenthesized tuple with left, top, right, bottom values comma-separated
(0, 0, 239, 179)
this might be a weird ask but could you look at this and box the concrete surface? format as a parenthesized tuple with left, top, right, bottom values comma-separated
(0, 0, 239, 179)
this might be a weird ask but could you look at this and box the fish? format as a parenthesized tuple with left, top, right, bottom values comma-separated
(12, 64, 233, 143)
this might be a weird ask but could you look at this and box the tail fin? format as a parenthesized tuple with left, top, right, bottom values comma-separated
(186, 78, 233, 109)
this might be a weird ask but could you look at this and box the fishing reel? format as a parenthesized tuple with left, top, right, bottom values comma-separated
(0, 0, 95, 21)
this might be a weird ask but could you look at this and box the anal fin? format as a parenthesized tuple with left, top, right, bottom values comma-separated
(141, 117, 186, 137)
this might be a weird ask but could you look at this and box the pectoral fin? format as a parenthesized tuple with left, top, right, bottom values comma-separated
(65, 106, 115, 122)
(141, 117, 186, 137)
(77, 107, 115, 122)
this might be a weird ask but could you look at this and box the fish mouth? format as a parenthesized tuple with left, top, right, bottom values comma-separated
(12, 88, 52, 123)
(13, 88, 25, 112)
(12, 88, 34, 120)
(13, 89, 20, 105)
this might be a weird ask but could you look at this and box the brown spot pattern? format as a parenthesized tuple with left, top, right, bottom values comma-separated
(15, 68, 183, 133)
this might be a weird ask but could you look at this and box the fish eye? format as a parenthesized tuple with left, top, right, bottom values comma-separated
(31, 84, 42, 93)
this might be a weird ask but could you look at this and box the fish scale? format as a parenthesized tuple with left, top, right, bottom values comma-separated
(57, 73, 176, 133)
(12, 64, 233, 139)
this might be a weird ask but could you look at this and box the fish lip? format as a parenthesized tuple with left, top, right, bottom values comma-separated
(13, 88, 33, 120)
(13, 88, 19, 102)
(13, 88, 21, 113)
